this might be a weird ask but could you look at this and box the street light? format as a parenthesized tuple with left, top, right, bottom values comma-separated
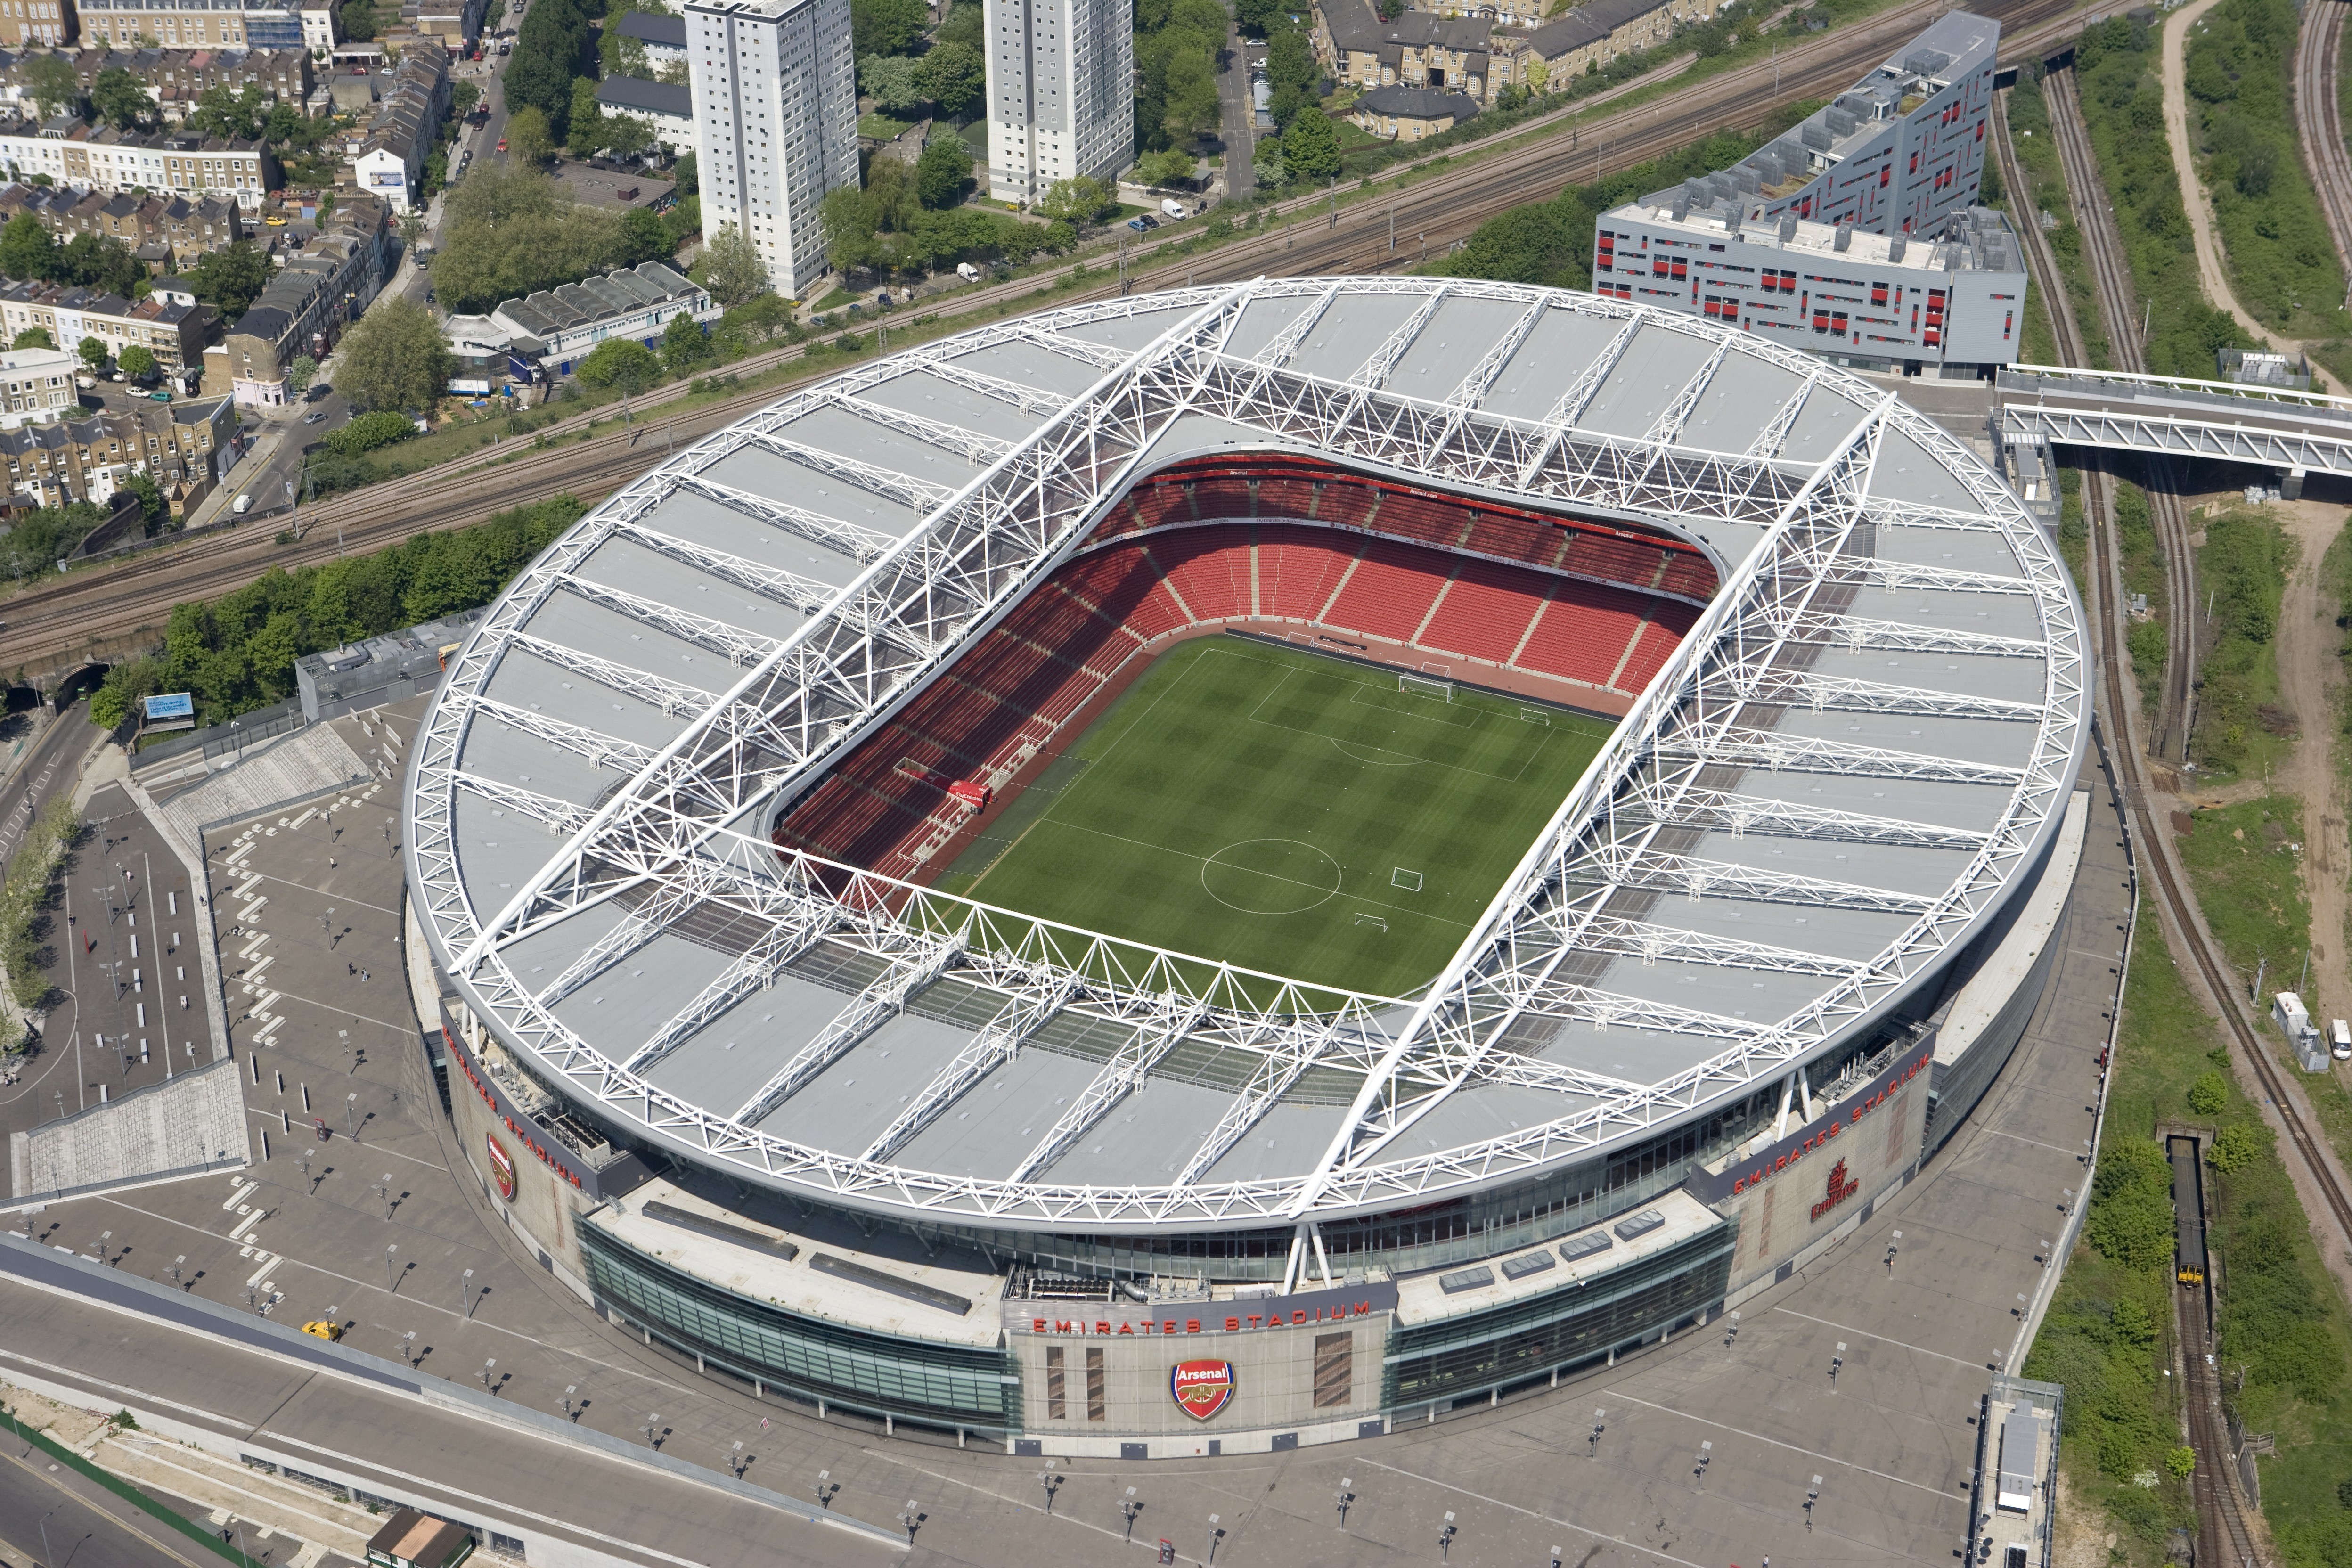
(168, 1254, 184, 1287)
(1333, 1477, 1353, 1527)
(460, 1267, 474, 1318)
(561, 1384, 578, 1419)
(1438, 1511, 1457, 1561)
(1805, 1475, 1822, 1529)
(384, 1243, 398, 1289)
(1119, 1486, 1142, 1542)
(1037, 1468, 1061, 1514)
(344, 1091, 357, 1141)
(402, 1331, 418, 1366)
(1694, 1441, 1712, 1486)
(643, 1413, 662, 1448)
(814, 1469, 837, 1509)
(1830, 1342, 1846, 1383)
(730, 1439, 746, 1478)
(1589, 1409, 1606, 1457)
(898, 1499, 922, 1545)
(1205, 1512, 1222, 1565)
(1723, 1309, 1740, 1346)
(477, 1357, 497, 1391)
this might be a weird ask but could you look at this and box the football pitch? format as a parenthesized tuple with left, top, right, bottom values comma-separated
(935, 638, 1615, 998)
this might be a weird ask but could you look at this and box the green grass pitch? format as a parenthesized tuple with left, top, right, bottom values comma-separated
(933, 637, 1615, 998)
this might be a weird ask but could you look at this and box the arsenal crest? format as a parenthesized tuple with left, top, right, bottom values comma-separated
(487, 1134, 517, 1201)
(1169, 1359, 1235, 1421)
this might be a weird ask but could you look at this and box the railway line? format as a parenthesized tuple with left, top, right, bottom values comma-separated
(2172, 1136, 2261, 1568)
(2294, 0, 2352, 276)
(2042, 64, 2200, 761)
(2012, 61, 2352, 1566)
(0, 0, 2133, 674)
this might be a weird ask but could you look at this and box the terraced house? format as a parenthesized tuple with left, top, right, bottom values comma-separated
(74, 0, 307, 50)
(0, 182, 243, 267)
(0, 44, 314, 117)
(0, 279, 215, 371)
(1316, 0, 1495, 101)
(0, 393, 235, 513)
(0, 118, 277, 207)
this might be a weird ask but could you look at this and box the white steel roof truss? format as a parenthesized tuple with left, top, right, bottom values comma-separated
(729, 929, 971, 1123)
(822, 387, 1016, 466)
(890, 353, 1070, 417)
(449, 771, 591, 835)
(1753, 607, 2047, 658)
(557, 575, 783, 669)
(1173, 1007, 1377, 1187)
(732, 427, 956, 511)
(860, 972, 1083, 1164)
(1745, 370, 1819, 459)
(1514, 316, 1642, 486)
(1643, 339, 1731, 447)
(1005, 992, 1218, 1183)
(620, 915, 838, 1075)
(532, 882, 704, 1009)
(668, 473, 896, 564)
(1709, 665, 2043, 721)
(612, 520, 844, 616)
(503, 633, 712, 719)
(468, 696, 661, 776)
(1623, 781, 1993, 850)
(1345, 286, 1449, 390)
(1566, 839, 1938, 914)
(1656, 722, 2028, 784)
(1532, 903, 1861, 978)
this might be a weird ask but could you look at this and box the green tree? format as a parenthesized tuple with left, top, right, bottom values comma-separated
(506, 105, 558, 165)
(90, 67, 156, 130)
(339, 0, 379, 38)
(722, 291, 795, 342)
(935, 0, 981, 48)
(660, 309, 710, 373)
(575, 336, 662, 394)
(23, 54, 82, 119)
(1037, 175, 1112, 223)
(120, 471, 165, 531)
(858, 52, 922, 113)
(2165, 1447, 2197, 1480)
(187, 82, 267, 140)
(76, 336, 108, 372)
(327, 409, 421, 454)
(175, 242, 271, 323)
(10, 327, 52, 350)
(1132, 148, 1194, 187)
(335, 297, 454, 412)
(1235, 0, 1279, 34)
(619, 204, 674, 265)
(915, 134, 972, 210)
(672, 150, 698, 195)
(2208, 1121, 2267, 1174)
(1160, 47, 1222, 147)
(2186, 1070, 2227, 1116)
(600, 114, 657, 160)
(0, 213, 53, 282)
(1265, 26, 1317, 94)
(916, 41, 985, 116)
(452, 80, 481, 118)
(2083, 1137, 2177, 1274)
(118, 344, 156, 380)
(850, 0, 927, 56)
(690, 222, 770, 305)
(566, 76, 605, 155)
(287, 354, 317, 393)
(1281, 108, 1340, 184)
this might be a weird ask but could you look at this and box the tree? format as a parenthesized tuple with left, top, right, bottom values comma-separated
(451, 81, 481, 118)
(121, 471, 165, 531)
(90, 67, 157, 130)
(660, 310, 710, 373)
(76, 336, 107, 372)
(11, 327, 52, 350)
(1235, 0, 1279, 34)
(506, 105, 558, 166)
(1265, 26, 1317, 95)
(691, 223, 770, 306)
(1281, 108, 1340, 184)
(1524, 56, 1549, 93)
(118, 344, 157, 380)
(576, 336, 662, 394)
(849, 0, 927, 56)
(23, 55, 82, 119)
(1133, 148, 1194, 187)
(722, 291, 795, 342)
(187, 82, 267, 141)
(2186, 1070, 2227, 1116)
(327, 409, 420, 454)
(916, 41, 985, 117)
(176, 242, 271, 323)
(339, 0, 378, 38)
(288, 354, 317, 393)
(335, 298, 454, 412)
(936, 0, 981, 48)
(1160, 47, 1222, 147)
(858, 53, 922, 114)
(1037, 175, 1112, 223)
(915, 134, 972, 210)
(600, 114, 658, 160)
(672, 151, 698, 196)
(0, 214, 52, 282)
(566, 77, 606, 155)
(619, 204, 674, 265)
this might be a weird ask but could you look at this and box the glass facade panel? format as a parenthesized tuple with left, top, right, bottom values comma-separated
(580, 1224, 1019, 1431)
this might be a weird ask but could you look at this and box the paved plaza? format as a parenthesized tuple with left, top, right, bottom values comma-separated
(0, 704, 2133, 1568)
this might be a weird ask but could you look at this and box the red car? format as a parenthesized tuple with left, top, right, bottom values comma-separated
(496, 137, 508, 152)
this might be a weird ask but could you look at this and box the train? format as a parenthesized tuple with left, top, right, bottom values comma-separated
(2169, 1135, 2207, 1287)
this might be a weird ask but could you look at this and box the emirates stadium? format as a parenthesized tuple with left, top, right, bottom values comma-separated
(403, 277, 2091, 1457)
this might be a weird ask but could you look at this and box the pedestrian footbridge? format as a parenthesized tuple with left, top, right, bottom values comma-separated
(1996, 364, 2352, 487)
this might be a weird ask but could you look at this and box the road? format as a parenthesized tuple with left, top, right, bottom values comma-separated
(1219, 10, 1256, 199)
(0, 0, 2127, 680)
(0, 1438, 216, 1568)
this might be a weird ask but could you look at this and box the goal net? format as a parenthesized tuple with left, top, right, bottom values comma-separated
(1399, 673, 1453, 702)
(1391, 867, 1423, 891)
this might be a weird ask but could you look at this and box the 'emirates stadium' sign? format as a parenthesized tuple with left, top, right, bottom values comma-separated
(1170, 1360, 1235, 1421)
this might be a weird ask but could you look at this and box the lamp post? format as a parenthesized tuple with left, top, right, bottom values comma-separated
(1589, 1409, 1605, 1457)
(1437, 1511, 1457, 1561)
(1333, 1477, 1353, 1527)
(1205, 1512, 1222, 1565)
(1119, 1486, 1142, 1542)
(460, 1267, 474, 1318)
(1037, 1468, 1060, 1515)
(561, 1384, 577, 1419)
(384, 1243, 397, 1289)
(814, 1469, 837, 1509)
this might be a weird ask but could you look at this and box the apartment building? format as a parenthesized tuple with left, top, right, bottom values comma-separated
(0, 278, 216, 369)
(206, 188, 384, 404)
(0, 45, 315, 114)
(685, 0, 856, 297)
(349, 38, 446, 212)
(1489, 0, 1720, 93)
(0, 343, 75, 424)
(0, 392, 235, 511)
(596, 74, 694, 163)
(983, 0, 1131, 202)
(0, 117, 278, 206)
(613, 9, 685, 71)
(1317, 0, 1494, 101)
(0, 181, 241, 264)
(1593, 13, 2023, 372)
(75, 0, 304, 50)
(0, 0, 77, 47)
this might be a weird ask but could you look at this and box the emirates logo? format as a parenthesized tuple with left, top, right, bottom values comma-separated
(1810, 1157, 1861, 1222)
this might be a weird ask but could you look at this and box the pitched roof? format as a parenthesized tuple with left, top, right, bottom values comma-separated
(596, 74, 690, 118)
(615, 11, 687, 47)
(1356, 83, 1480, 119)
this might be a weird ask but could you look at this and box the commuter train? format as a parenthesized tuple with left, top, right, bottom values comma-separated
(2169, 1135, 2207, 1287)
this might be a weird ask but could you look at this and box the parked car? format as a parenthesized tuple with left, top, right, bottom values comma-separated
(1126, 213, 1159, 232)
(264, 213, 287, 225)
(147, 390, 171, 402)
(302, 409, 327, 424)
(301, 1321, 343, 1341)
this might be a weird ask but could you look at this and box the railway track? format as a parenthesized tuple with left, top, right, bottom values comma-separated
(2012, 65, 2352, 1567)
(2295, 0, 2352, 276)
(0, 0, 2134, 674)
(2182, 1275, 2262, 1568)
(2041, 65, 2200, 760)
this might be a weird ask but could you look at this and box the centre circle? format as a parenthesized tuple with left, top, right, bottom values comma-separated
(1200, 839, 1344, 915)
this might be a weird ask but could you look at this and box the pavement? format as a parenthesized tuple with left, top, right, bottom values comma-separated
(0, 1414, 222, 1568)
(1218, 15, 1256, 199)
(0, 700, 2138, 1567)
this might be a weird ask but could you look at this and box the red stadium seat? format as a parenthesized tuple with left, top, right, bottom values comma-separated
(1417, 560, 1550, 664)
(1512, 582, 1650, 686)
(1323, 538, 1448, 642)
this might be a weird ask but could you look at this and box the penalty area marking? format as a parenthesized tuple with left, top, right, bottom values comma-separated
(1391, 867, 1423, 891)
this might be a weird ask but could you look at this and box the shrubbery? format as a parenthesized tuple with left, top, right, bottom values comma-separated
(327, 410, 421, 457)
(0, 798, 79, 1009)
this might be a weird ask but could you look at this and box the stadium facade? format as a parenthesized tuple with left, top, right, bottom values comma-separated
(404, 277, 2091, 1455)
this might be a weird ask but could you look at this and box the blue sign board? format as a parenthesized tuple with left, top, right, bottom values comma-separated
(142, 693, 195, 721)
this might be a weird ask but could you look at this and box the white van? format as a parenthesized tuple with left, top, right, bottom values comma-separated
(232, 493, 253, 514)
(2334, 1019, 2351, 1061)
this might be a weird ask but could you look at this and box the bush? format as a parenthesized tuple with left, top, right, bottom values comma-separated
(328, 411, 420, 456)
(0, 797, 79, 1007)
(2083, 1136, 2176, 1274)
(2186, 1070, 2227, 1115)
(575, 338, 662, 396)
(2207, 1120, 2265, 1173)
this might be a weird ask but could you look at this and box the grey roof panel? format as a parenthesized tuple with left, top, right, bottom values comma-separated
(1218, 290, 1317, 363)
(1634, 891, 1911, 962)
(513, 592, 728, 693)
(1803, 645, 2048, 705)
(1032, 1077, 1236, 1185)
(571, 533, 808, 631)
(455, 712, 625, 809)
(1476, 308, 1636, 421)
(492, 888, 636, 987)
(890, 1047, 1108, 1178)
(1530, 1019, 1725, 1084)
(476, 648, 690, 751)
(1867, 423, 1988, 511)
(1774, 385, 1877, 463)
(1284, 292, 1422, 383)
(548, 931, 738, 1049)
(858, 371, 1050, 445)
(1383, 293, 1527, 397)
(940, 339, 1104, 400)
(1873, 520, 2025, 577)
(753, 1010, 984, 1150)
(627, 489, 868, 589)
(1055, 301, 1205, 356)
(643, 973, 849, 1111)
(1684, 354, 1810, 453)
(1196, 1098, 1354, 1183)
(453, 792, 565, 903)
(694, 441, 929, 539)
(1576, 325, 1721, 439)
(772, 402, 990, 487)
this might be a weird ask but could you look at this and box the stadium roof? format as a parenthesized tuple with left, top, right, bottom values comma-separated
(407, 278, 2088, 1232)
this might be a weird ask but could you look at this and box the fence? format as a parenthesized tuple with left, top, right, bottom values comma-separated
(0, 1402, 251, 1565)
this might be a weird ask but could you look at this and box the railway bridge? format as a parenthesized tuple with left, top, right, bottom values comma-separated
(1996, 362, 2352, 490)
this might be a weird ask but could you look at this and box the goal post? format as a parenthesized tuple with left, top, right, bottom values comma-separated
(1399, 673, 1453, 702)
